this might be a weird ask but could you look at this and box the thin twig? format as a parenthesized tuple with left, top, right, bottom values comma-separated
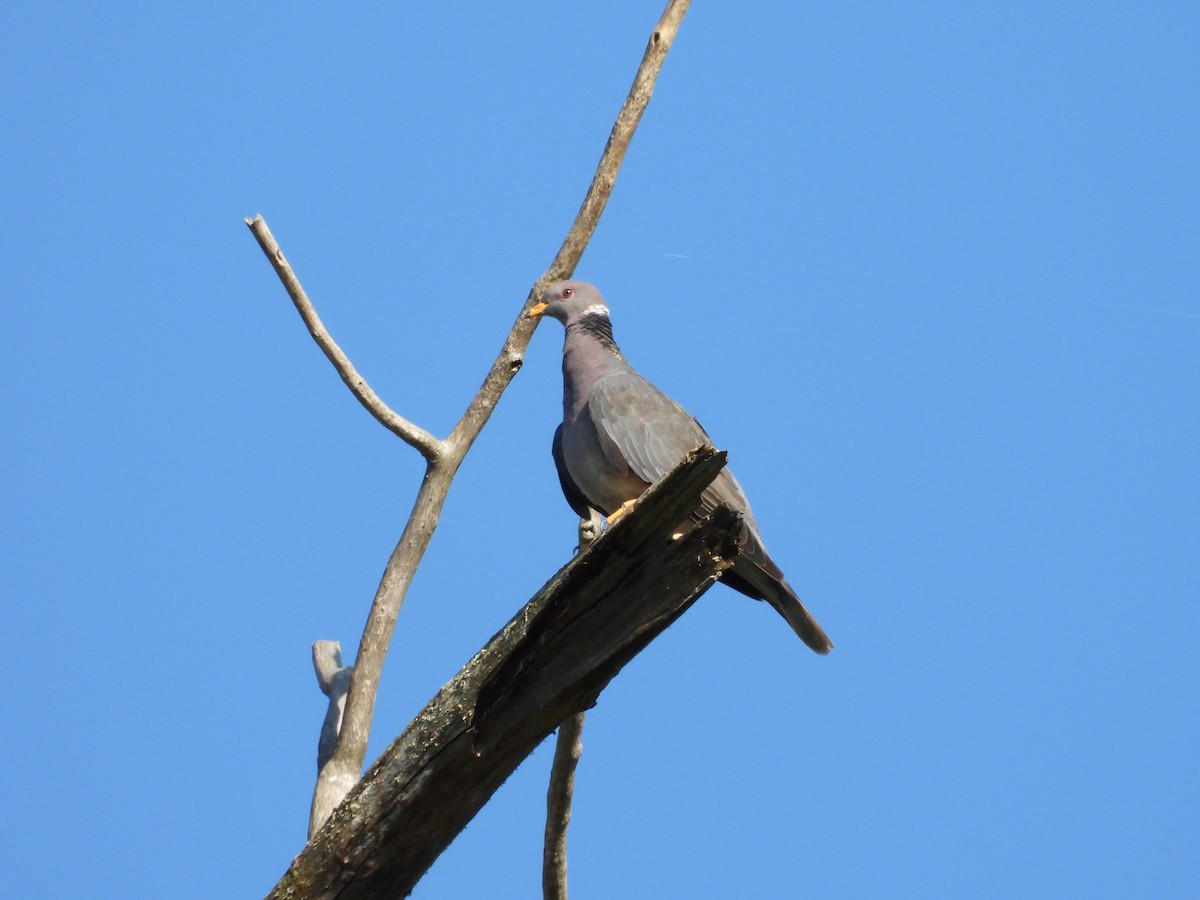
(543, 711, 586, 900)
(244, 216, 444, 464)
(542, 511, 602, 899)
(446, 0, 692, 455)
(310, 641, 354, 838)
(312, 641, 352, 773)
(546, 0, 692, 281)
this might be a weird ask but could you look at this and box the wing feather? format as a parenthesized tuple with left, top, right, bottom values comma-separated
(587, 372, 710, 484)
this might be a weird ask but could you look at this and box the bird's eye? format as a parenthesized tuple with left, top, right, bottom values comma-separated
(562, 287, 574, 299)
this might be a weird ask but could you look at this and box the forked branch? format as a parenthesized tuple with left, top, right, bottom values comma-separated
(246, 0, 693, 864)
(244, 217, 443, 463)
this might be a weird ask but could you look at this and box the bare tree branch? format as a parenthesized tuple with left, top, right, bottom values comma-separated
(313, 462, 453, 830)
(267, 448, 739, 900)
(244, 215, 444, 463)
(542, 511, 602, 900)
(543, 710, 586, 900)
(312, 641, 351, 770)
(445, 0, 692, 455)
(310, 642, 353, 838)
(247, 0, 693, 845)
(545, 0, 692, 281)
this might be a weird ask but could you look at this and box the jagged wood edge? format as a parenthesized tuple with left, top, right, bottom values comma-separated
(267, 447, 737, 899)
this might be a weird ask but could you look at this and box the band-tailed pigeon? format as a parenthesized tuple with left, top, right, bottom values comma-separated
(530, 280, 833, 654)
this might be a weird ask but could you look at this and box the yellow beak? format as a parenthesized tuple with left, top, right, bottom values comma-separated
(528, 301, 549, 318)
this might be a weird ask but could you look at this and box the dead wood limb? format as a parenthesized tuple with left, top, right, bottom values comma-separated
(310, 642, 353, 838)
(244, 215, 444, 463)
(543, 710, 585, 900)
(542, 509, 602, 900)
(545, 0, 692, 282)
(267, 448, 739, 900)
(446, 0, 693, 455)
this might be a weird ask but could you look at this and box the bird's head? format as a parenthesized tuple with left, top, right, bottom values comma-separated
(528, 280, 609, 326)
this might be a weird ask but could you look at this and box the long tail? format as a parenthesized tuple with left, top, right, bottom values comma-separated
(717, 510, 835, 654)
(762, 579, 834, 655)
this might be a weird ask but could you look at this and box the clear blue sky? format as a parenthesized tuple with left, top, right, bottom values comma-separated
(4, 3, 1197, 898)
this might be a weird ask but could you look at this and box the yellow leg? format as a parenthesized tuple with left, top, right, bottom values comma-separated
(605, 499, 638, 526)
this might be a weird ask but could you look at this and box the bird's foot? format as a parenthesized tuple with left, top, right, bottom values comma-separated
(574, 510, 603, 553)
(604, 500, 638, 527)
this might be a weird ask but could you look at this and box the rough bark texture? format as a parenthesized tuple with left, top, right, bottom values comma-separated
(267, 447, 739, 899)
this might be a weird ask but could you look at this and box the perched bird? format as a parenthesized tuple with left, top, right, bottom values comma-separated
(529, 280, 833, 654)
